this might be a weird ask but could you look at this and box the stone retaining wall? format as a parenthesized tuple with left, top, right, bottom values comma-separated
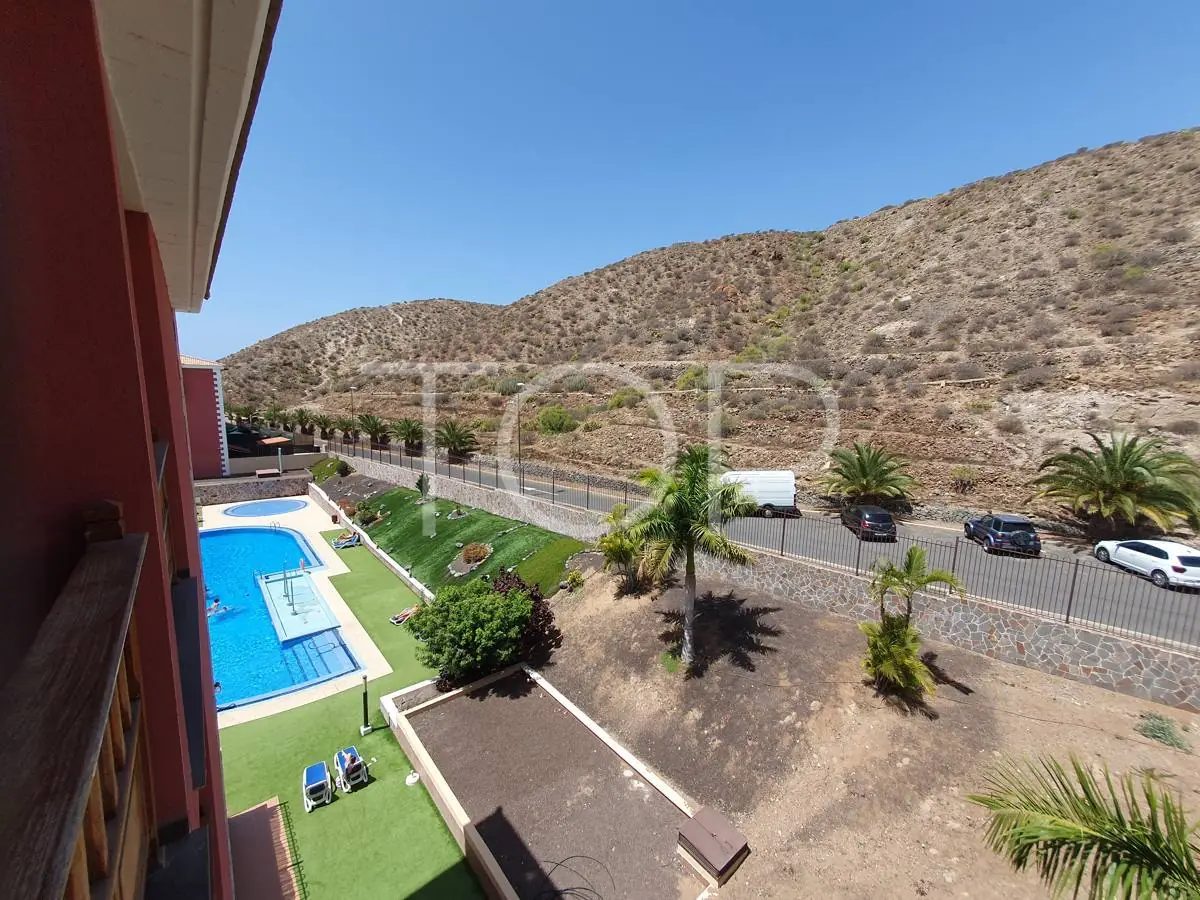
(332, 452, 606, 541)
(335, 453, 1200, 711)
(698, 551, 1200, 712)
(194, 472, 311, 506)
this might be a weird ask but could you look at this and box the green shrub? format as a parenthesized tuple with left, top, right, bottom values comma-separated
(405, 581, 532, 685)
(859, 612, 934, 699)
(607, 387, 645, 409)
(582, 419, 602, 432)
(335, 460, 352, 477)
(564, 570, 584, 591)
(536, 405, 578, 435)
(1135, 713, 1190, 750)
(496, 377, 522, 396)
(473, 416, 500, 432)
(676, 365, 709, 392)
(949, 466, 979, 493)
(559, 374, 591, 393)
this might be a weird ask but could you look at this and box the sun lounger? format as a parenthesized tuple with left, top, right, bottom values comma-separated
(302, 761, 332, 812)
(334, 746, 369, 794)
(332, 532, 361, 549)
(389, 606, 419, 626)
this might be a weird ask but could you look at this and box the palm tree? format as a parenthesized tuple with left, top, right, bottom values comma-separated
(860, 546, 965, 700)
(1031, 433, 1200, 535)
(357, 413, 392, 447)
(821, 441, 918, 505)
(415, 473, 430, 501)
(869, 545, 964, 624)
(259, 401, 285, 429)
(293, 409, 314, 435)
(436, 420, 479, 463)
(335, 417, 360, 443)
(393, 417, 426, 455)
(312, 413, 335, 440)
(629, 444, 758, 667)
(598, 503, 643, 593)
(970, 754, 1200, 898)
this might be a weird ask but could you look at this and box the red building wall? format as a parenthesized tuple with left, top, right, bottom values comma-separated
(183, 367, 226, 479)
(0, 2, 232, 896)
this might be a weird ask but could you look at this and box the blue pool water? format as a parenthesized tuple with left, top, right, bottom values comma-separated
(225, 498, 309, 517)
(201, 527, 358, 709)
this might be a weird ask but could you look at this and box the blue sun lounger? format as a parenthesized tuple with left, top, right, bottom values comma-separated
(335, 746, 369, 794)
(332, 532, 361, 549)
(302, 761, 332, 812)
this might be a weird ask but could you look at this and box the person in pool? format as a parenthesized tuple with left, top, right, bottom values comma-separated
(207, 597, 225, 616)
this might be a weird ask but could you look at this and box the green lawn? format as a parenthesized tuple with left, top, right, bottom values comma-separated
(219, 533, 484, 900)
(308, 456, 346, 484)
(365, 488, 585, 595)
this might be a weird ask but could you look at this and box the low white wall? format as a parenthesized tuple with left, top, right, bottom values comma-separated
(226, 451, 327, 476)
(307, 481, 436, 602)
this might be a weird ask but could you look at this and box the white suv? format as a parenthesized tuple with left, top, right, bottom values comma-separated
(1093, 539, 1200, 589)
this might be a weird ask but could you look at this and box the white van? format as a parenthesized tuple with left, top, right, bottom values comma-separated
(719, 470, 797, 517)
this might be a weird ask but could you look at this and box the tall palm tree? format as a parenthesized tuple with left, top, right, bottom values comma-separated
(335, 417, 360, 442)
(436, 420, 479, 463)
(629, 444, 758, 667)
(821, 442, 918, 504)
(970, 754, 1200, 898)
(311, 413, 335, 440)
(293, 408, 314, 435)
(1031, 433, 1200, 535)
(393, 417, 426, 455)
(869, 545, 964, 624)
(357, 413, 392, 447)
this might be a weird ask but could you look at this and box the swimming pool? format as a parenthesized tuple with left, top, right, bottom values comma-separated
(225, 497, 309, 517)
(201, 527, 358, 709)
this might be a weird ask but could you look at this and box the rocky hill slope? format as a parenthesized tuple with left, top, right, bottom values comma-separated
(221, 128, 1200, 511)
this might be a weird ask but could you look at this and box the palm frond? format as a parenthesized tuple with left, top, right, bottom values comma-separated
(969, 755, 1200, 899)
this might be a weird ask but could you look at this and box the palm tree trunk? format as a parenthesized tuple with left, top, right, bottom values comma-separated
(681, 545, 697, 667)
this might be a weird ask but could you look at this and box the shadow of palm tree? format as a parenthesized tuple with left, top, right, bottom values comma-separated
(863, 678, 941, 721)
(657, 590, 783, 677)
(921, 651, 974, 695)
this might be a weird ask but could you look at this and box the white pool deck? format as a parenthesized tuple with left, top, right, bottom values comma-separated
(201, 498, 392, 728)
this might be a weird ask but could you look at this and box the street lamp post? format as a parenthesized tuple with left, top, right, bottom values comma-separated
(349, 385, 358, 416)
(359, 673, 372, 736)
(515, 382, 525, 493)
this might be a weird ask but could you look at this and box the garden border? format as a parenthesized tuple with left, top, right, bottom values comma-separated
(379, 664, 706, 900)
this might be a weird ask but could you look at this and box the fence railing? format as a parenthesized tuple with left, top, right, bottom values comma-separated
(327, 438, 1200, 654)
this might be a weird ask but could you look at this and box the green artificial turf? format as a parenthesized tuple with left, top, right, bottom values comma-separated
(308, 456, 346, 484)
(219, 533, 483, 900)
(365, 488, 584, 595)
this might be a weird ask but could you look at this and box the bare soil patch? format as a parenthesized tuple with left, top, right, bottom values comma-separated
(546, 573, 1200, 899)
(410, 671, 705, 900)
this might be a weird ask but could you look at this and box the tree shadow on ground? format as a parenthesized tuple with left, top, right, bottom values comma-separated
(921, 651, 975, 695)
(657, 590, 783, 678)
(465, 670, 535, 701)
(864, 678, 941, 721)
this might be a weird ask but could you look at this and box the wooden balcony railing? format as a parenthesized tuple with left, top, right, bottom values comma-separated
(0, 505, 154, 900)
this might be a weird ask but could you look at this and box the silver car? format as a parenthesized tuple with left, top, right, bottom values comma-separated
(1093, 539, 1200, 588)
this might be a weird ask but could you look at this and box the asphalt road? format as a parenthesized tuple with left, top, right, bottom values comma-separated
(370, 450, 1200, 650)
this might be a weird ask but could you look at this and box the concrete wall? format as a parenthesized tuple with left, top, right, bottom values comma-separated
(332, 452, 607, 541)
(194, 473, 312, 507)
(226, 451, 326, 477)
(697, 551, 1200, 713)
(181, 367, 225, 479)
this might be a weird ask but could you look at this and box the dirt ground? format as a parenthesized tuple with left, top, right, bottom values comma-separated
(544, 564, 1200, 899)
(411, 672, 705, 900)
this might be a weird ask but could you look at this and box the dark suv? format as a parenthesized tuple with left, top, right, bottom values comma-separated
(964, 513, 1042, 557)
(840, 505, 898, 541)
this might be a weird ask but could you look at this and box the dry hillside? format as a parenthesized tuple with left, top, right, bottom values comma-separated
(221, 128, 1200, 512)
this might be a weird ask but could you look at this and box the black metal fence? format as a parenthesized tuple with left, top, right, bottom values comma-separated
(326, 437, 1200, 652)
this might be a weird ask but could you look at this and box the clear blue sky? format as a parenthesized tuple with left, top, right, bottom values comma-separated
(181, 0, 1200, 359)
